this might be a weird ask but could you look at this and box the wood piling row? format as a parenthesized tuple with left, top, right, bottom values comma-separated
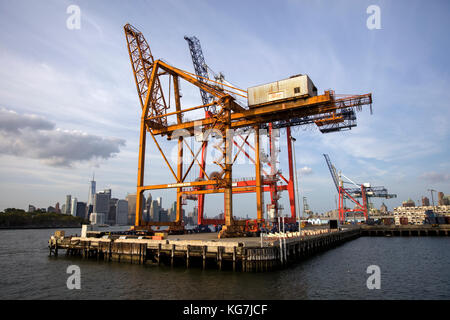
(361, 225, 450, 237)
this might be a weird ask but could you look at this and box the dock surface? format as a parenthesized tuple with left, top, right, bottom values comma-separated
(48, 227, 360, 272)
(49, 225, 449, 272)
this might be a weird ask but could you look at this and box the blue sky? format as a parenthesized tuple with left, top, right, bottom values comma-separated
(0, 0, 449, 216)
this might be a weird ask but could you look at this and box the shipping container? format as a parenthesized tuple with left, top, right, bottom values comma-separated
(425, 210, 435, 217)
(247, 74, 317, 107)
(382, 218, 394, 225)
(436, 216, 446, 224)
(329, 219, 338, 229)
(425, 217, 436, 224)
(400, 217, 408, 225)
(445, 217, 450, 224)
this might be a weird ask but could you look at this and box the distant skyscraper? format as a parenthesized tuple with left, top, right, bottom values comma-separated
(145, 193, 153, 213)
(94, 191, 110, 215)
(150, 199, 160, 222)
(70, 197, 78, 217)
(126, 193, 137, 225)
(87, 204, 93, 220)
(157, 197, 162, 208)
(422, 197, 430, 207)
(193, 206, 198, 225)
(55, 202, 61, 214)
(65, 195, 71, 214)
(90, 212, 105, 225)
(88, 174, 96, 207)
(438, 192, 445, 206)
(108, 198, 118, 225)
(126, 193, 145, 225)
(76, 202, 86, 219)
(116, 200, 128, 225)
(159, 209, 168, 222)
(170, 201, 177, 221)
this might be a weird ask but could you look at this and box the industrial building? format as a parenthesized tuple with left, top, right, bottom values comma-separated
(393, 205, 450, 225)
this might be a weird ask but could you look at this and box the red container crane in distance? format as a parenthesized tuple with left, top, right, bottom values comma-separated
(323, 154, 397, 223)
(124, 23, 373, 237)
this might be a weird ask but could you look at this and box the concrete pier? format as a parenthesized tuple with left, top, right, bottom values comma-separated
(48, 227, 360, 272)
(361, 225, 450, 237)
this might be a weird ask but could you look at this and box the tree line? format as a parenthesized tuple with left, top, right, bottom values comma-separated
(0, 208, 88, 228)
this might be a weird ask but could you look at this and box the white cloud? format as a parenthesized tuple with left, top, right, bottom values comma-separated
(420, 172, 450, 184)
(0, 107, 54, 132)
(0, 108, 125, 167)
(299, 166, 313, 175)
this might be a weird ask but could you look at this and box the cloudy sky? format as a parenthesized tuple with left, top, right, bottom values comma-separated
(0, 0, 449, 216)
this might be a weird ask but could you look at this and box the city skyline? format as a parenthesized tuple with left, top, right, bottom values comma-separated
(17, 173, 449, 217)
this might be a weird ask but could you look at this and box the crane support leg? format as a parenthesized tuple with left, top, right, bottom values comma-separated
(176, 136, 183, 223)
(135, 116, 146, 228)
(255, 125, 263, 220)
(197, 141, 207, 225)
(197, 111, 210, 225)
(286, 126, 296, 220)
(172, 75, 184, 233)
(224, 107, 233, 226)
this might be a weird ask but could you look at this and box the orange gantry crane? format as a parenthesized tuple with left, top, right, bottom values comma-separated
(124, 23, 373, 237)
(183, 35, 299, 227)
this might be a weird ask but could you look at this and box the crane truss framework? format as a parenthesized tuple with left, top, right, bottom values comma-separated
(124, 24, 373, 236)
(183, 36, 298, 226)
(124, 24, 169, 126)
(323, 154, 396, 223)
(189, 125, 299, 226)
(184, 36, 214, 108)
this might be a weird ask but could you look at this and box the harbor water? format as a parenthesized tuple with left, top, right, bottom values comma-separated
(0, 228, 449, 299)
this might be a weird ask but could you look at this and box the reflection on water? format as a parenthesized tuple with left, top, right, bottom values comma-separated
(0, 228, 449, 299)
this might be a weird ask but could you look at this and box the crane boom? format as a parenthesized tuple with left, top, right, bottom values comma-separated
(184, 36, 214, 108)
(124, 23, 168, 126)
(323, 154, 340, 192)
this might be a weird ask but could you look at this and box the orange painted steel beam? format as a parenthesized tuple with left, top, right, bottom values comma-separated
(138, 179, 219, 191)
(254, 125, 263, 220)
(135, 116, 147, 227)
(174, 75, 183, 224)
(150, 92, 372, 135)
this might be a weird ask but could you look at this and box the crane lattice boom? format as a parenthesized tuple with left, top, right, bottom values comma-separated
(184, 36, 214, 108)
